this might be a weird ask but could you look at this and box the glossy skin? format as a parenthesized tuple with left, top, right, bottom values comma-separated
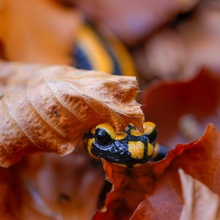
(86, 122, 157, 168)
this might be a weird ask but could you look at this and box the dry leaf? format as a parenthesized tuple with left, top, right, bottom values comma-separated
(94, 124, 220, 220)
(0, 151, 104, 220)
(179, 169, 220, 220)
(141, 69, 220, 148)
(0, 61, 144, 167)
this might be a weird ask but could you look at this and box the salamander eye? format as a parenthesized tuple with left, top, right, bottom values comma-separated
(95, 128, 113, 146)
(143, 121, 157, 142)
(94, 124, 116, 146)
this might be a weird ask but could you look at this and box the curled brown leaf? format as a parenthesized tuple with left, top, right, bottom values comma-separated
(141, 69, 220, 148)
(179, 169, 220, 220)
(94, 124, 220, 220)
(0, 62, 144, 167)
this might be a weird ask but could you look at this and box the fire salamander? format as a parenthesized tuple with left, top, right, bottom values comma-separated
(86, 122, 159, 168)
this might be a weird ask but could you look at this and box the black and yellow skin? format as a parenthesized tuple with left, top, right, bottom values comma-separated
(73, 24, 137, 76)
(86, 122, 157, 168)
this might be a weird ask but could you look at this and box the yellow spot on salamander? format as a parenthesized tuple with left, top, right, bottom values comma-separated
(128, 141, 145, 159)
(147, 143, 154, 156)
(143, 122, 156, 135)
(130, 128, 142, 137)
(87, 138, 98, 159)
(76, 25, 113, 73)
(133, 163, 143, 168)
(116, 132, 127, 140)
(113, 163, 127, 168)
(95, 123, 116, 139)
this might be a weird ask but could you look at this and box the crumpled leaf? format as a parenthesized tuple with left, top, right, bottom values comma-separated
(0, 61, 144, 167)
(179, 169, 220, 220)
(94, 124, 220, 220)
(0, 151, 104, 220)
(141, 69, 220, 148)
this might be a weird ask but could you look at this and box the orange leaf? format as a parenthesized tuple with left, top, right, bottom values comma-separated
(0, 62, 144, 167)
(94, 124, 220, 220)
(179, 169, 220, 220)
(141, 69, 220, 148)
(0, 151, 105, 219)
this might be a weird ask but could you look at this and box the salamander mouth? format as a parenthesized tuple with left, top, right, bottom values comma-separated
(90, 139, 154, 168)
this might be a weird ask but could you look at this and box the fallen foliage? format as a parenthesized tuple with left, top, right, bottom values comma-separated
(0, 62, 144, 167)
(94, 124, 220, 220)
(179, 169, 220, 220)
(141, 69, 220, 148)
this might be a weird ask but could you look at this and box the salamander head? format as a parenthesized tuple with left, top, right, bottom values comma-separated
(86, 122, 157, 168)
